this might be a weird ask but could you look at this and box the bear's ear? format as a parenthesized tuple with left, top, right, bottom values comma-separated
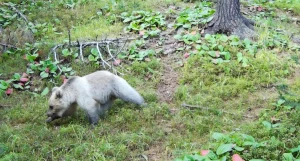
(52, 87, 59, 92)
(55, 90, 63, 99)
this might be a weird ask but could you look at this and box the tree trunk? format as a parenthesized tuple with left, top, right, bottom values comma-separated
(205, 0, 256, 39)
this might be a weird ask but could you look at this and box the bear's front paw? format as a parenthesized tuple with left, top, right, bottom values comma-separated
(46, 117, 53, 123)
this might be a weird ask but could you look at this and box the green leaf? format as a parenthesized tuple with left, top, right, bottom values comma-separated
(73, 52, 79, 58)
(277, 99, 286, 106)
(13, 84, 23, 89)
(183, 23, 191, 29)
(206, 151, 218, 160)
(13, 73, 21, 80)
(243, 141, 254, 146)
(230, 41, 240, 46)
(243, 38, 251, 46)
(176, 17, 186, 24)
(176, 47, 185, 51)
(216, 144, 233, 155)
(88, 55, 95, 61)
(62, 67, 72, 72)
(41, 87, 49, 96)
(220, 35, 228, 42)
(290, 145, 300, 153)
(216, 58, 224, 64)
(220, 156, 227, 161)
(62, 49, 70, 56)
(208, 51, 216, 57)
(224, 52, 231, 60)
(40, 71, 49, 79)
(262, 121, 272, 130)
(201, 45, 209, 51)
(91, 48, 98, 56)
(237, 52, 243, 62)
(206, 16, 214, 22)
(191, 154, 205, 160)
(0, 84, 8, 90)
(241, 134, 255, 142)
(204, 34, 212, 40)
(283, 153, 294, 161)
(0, 81, 9, 90)
(242, 57, 248, 67)
(183, 39, 192, 45)
(249, 159, 265, 161)
(234, 146, 245, 151)
(218, 45, 224, 51)
(212, 132, 225, 140)
(123, 18, 132, 23)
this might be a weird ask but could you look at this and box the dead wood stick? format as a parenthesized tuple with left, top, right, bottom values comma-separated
(181, 103, 256, 119)
(0, 43, 17, 49)
(115, 38, 129, 56)
(0, 104, 11, 108)
(48, 37, 136, 74)
(4, 3, 28, 23)
(96, 43, 111, 69)
(106, 42, 117, 62)
(79, 42, 84, 61)
(68, 28, 71, 51)
(182, 103, 231, 114)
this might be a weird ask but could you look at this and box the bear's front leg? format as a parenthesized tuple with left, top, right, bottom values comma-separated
(86, 109, 99, 125)
(77, 98, 100, 125)
(98, 99, 115, 119)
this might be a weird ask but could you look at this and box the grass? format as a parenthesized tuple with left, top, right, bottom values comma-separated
(1, 0, 300, 160)
(252, 0, 300, 15)
(271, 0, 300, 15)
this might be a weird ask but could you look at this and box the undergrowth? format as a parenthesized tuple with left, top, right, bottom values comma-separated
(0, 0, 300, 161)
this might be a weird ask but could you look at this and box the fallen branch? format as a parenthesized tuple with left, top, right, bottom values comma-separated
(182, 103, 231, 114)
(48, 37, 137, 75)
(0, 104, 11, 108)
(4, 2, 29, 23)
(77, 40, 84, 61)
(181, 103, 256, 119)
(96, 42, 111, 69)
(0, 43, 17, 49)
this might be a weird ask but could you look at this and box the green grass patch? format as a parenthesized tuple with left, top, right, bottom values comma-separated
(1, 0, 300, 160)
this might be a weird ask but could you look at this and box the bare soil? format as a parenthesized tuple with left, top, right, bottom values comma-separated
(156, 54, 180, 103)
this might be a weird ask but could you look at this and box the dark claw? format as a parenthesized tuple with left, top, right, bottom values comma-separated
(45, 115, 61, 123)
(87, 113, 99, 125)
(46, 117, 53, 123)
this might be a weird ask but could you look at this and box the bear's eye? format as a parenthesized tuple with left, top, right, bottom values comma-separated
(49, 106, 54, 110)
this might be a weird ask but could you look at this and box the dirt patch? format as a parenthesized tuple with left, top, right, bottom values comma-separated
(156, 54, 182, 103)
(141, 120, 181, 161)
(142, 144, 166, 161)
(142, 16, 183, 103)
(244, 87, 278, 121)
(287, 65, 300, 85)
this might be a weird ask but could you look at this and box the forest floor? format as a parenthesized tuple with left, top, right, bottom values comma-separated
(0, 0, 300, 160)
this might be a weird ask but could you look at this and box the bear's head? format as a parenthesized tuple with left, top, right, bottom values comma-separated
(46, 87, 69, 123)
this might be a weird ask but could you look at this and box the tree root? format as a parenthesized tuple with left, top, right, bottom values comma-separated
(205, 16, 257, 40)
(232, 21, 257, 40)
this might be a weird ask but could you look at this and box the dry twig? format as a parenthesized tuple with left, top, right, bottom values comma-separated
(4, 2, 28, 23)
(0, 43, 17, 49)
(0, 104, 11, 108)
(181, 103, 256, 119)
(49, 37, 136, 74)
